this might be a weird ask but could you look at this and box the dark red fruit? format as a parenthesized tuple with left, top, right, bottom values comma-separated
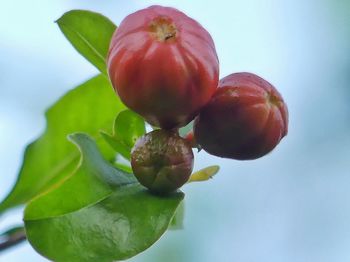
(194, 72, 288, 160)
(107, 5, 219, 129)
(131, 129, 194, 194)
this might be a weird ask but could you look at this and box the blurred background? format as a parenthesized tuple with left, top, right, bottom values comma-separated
(1, 0, 350, 261)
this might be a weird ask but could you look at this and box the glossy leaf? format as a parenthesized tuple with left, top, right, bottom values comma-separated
(24, 133, 136, 220)
(188, 165, 220, 183)
(169, 201, 185, 230)
(114, 162, 133, 174)
(0, 75, 126, 215)
(101, 131, 131, 159)
(114, 110, 146, 148)
(56, 10, 116, 74)
(101, 110, 146, 159)
(24, 134, 184, 262)
(26, 187, 183, 262)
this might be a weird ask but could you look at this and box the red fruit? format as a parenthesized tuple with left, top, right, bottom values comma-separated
(131, 129, 194, 194)
(194, 72, 288, 160)
(107, 5, 219, 129)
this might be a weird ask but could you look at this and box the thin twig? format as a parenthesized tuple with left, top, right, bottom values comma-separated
(0, 228, 27, 252)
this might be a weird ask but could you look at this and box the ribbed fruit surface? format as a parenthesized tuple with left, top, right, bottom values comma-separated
(108, 5, 219, 129)
(131, 129, 194, 193)
(194, 72, 288, 160)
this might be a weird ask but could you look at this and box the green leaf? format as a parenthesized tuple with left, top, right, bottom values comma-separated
(114, 110, 146, 148)
(101, 131, 131, 159)
(26, 187, 183, 262)
(24, 133, 136, 220)
(188, 165, 220, 183)
(24, 134, 184, 262)
(169, 201, 185, 230)
(113, 162, 133, 174)
(0, 75, 126, 215)
(101, 110, 146, 159)
(56, 10, 116, 75)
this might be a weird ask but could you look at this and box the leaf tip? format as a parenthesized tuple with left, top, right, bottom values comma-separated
(188, 165, 220, 183)
(67, 132, 91, 147)
(54, 13, 65, 25)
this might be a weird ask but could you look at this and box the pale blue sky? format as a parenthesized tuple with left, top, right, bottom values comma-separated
(1, 1, 350, 261)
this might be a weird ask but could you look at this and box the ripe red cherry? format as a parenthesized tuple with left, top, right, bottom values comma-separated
(194, 72, 288, 160)
(131, 129, 194, 194)
(107, 5, 219, 129)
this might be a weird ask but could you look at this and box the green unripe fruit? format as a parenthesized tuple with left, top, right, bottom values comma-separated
(131, 129, 194, 194)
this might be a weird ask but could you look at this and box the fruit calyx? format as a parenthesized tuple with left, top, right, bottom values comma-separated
(149, 17, 177, 42)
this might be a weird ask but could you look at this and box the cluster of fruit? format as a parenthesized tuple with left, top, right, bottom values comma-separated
(107, 5, 288, 194)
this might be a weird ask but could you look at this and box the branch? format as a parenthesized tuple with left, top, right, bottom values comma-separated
(0, 227, 27, 252)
